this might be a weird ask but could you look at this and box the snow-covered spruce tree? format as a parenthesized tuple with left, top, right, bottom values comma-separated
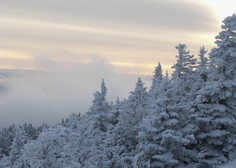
(8, 128, 28, 167)
(64, 113, 81, 129)
(129, 77, 148, 110)
(186, 46, 210, 103)
(213, 14, 236, 107)
(109, 78, 148, 167)
(88, 78, 110, 115)
(121, 77, 149, 126)
(22, 123, 41, 141)
(0, 125, 16, 158)
(109, 97, 121, 125)
(197, 46, 209, 82)
(148, 66, 171, 116)
(70, 79, 114, 167)
(149, 62, 163, 101)
(87, 79, 112, 133)
(188, 14, 236, 165)
(18, 126, 78, 168)
(70, 113, 115, 167)
(135, 91, 200, 168)
(171, 43, 197, 103)
(169, 44, 199, 144)
(157, 71, 172, 100)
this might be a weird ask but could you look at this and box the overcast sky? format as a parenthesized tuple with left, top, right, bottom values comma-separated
(0, 0, 235, 74)
(0, 0, 235, 127)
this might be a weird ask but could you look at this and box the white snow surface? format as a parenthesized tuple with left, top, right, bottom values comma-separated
(220, 159, 236, 168)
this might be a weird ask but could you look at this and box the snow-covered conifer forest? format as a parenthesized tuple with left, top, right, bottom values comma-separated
(0, 14, 236, 168)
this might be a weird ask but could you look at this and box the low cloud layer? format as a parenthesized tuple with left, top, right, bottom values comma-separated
(0, 58, 151, 128)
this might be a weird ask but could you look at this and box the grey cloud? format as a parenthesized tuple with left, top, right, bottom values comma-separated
(0, 0, 218, 62)
(0, 18, 196, 54)
(1, 0, 218, 32)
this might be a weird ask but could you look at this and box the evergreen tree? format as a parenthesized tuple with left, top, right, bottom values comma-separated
(147, 72, 172, 125)
(171, 43, 197, 103)
(9, 128, 28, 167)
(100, 78, 107, 101)
(89, 79, 109, 114)
(136, 94, 196, 168)
(64, 113, 81, 129)
(195, 46, 209, 91)
(197, 47, 209, 79)
(19, 126, 78, 168)
(23, 123, 39, 140)
(0, 125, 16, 157)
(149, 62, 163, 101)
(109, 78, 148, 167)
(122, 77, 148, 126)
(109, 97, 121, 126)
(188, 14, 236, 165)
(172, 44, 197, 79)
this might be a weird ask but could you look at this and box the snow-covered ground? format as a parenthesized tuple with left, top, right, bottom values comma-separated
(220, 159, 236, 168)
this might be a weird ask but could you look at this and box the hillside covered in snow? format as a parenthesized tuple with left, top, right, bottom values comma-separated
(0, 14, 236, 168)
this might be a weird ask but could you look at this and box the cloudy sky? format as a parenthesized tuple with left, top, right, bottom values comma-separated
(0, 0, 235, 127)
(0, 0, 235, 75)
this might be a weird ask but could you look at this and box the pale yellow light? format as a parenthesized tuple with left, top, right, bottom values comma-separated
(0, 50, 31, 59)
(208, 0, 236, 21)
(110, 61, 172, 76)
(110, 61, 155, 68)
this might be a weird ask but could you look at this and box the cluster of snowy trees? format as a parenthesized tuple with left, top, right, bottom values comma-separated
(0, 14, 236, 168)
(0, 123, 47, 159)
